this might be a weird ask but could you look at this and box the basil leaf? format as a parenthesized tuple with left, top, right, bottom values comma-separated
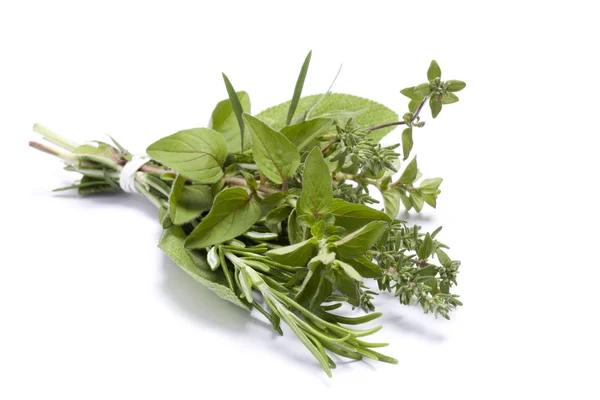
(243, 114, 300, 184)
(159, 225, 248, 309)
(169, 175, 213, 225)
(146, 128, 228, 183)
(287, 50, 312, 125)
(297, 147, 332, 219)
(185, 187, 260, 249)
(266, 238, 317, 267)
(334, 221, 387, 258)
(399, 157, 418, 184)
(280, 117, 333, 151)
(209, 91, 251, 153)
(256, 93, 398, 143)
(329, 198, 391, 232)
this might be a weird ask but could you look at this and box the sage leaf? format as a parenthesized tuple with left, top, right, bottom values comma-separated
(297, 147, 332, 218)
(330, 198, 390, 233)
(221, 73, 246, 151)
(243, 114, 300, 184)
(256, 93, 398, 143)
(281, 117, 333, 151)
(399, 157, 418, 184)
(334, 221, 387, 258)
(266, 238, 317, 267)
(287, 50, 312, 125)
(159, 226, 248, 309)
(146, 128, 228, 183)
(169, 174, 213, 225)
(210, 91, 251, 153)
(185, 187, 260, 249)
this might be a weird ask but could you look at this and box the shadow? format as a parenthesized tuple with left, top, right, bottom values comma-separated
(52, 190, 158, 220)
(385, 315, 446, 343)
(398, 210, 435, 223)
(160, 253, 253, 331)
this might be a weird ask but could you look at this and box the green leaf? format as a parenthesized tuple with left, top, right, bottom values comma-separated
(418, 233, 434, 260)
(329, 198, 390, 232)
(266, 238, 317, 267)
(158, 206, 173, 229)
(209, 91, 251, 153)
(402, 127, 413, 161)
(281, 117, 333, 151)
(340, 256, 381, 278)
(256, 93, 398, 143)
(408, 99, 421, 113)
(335, 260, 362, 281)
(430, 98, 442, 118)
(382, 188, 401, 219)
(146, 128, 228, 183)
(287, 50, 312, 125)
(265, 203, 292, 225)
(221, 73, 246, 151)
(297, 147, 333, 219)
(442, 93, 459, 104)
(287, 209, 303, 244)
(423, 194, 437, 208)
(243, 114, 300, 184)
(419, 178, 443, 193)
(400, 192, 412, 211)
(295, 263, 324, 309)
(414, 83, 432, 97)
(436, 249, 452, 267)
(334, 221, 387, 258)
(185, 187, 260, 249)
(411, 192, 425, 212)
(427, 60, 442, 81)
(309, 275, 333, 310)
(400, 87, 424, 101)
(159, 226, 248, 309)
(169, 175, 213, 225)
(399, 157, 418, 184)
(446, 80, 466, 92)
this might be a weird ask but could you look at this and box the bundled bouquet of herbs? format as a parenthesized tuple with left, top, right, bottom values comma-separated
(30, 53, 465, 376)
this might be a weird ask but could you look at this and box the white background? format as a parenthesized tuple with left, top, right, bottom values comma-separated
(1, 1, 598, 398)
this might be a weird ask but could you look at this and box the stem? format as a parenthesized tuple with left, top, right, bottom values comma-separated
(33, 124, 80, 151)
(223, 177, 279, 195)
(368, 250, 432, 267)
(29, 141, 77, 164)
(367, 98, 428, 132)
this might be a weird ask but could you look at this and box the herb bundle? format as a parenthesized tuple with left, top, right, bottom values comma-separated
(30, 53, 465, 376)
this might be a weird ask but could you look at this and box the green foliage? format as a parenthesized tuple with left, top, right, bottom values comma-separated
(32, 52, 466, 377)
(243, 114, 301, 184)
(146, 128, 228, 183)
(210, 91, 251, 153)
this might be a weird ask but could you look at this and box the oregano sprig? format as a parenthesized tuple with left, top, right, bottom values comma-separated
(29, 55, 465, 376)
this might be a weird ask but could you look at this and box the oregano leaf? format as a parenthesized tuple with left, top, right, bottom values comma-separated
(146, 128, 228, 183)
(243, 114, 300, 185)
(297, 147, 332, 219)
(185, 187, 260, 249)
(169, 174, 213, 225)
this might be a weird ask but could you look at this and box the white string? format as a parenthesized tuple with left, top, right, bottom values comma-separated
(119, 155, 150, 194)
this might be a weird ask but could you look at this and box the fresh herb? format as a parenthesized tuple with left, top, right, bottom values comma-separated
(29, 53, 465, 377)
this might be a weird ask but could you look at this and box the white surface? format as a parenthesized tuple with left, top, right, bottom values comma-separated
(1, 1, 598, 398)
